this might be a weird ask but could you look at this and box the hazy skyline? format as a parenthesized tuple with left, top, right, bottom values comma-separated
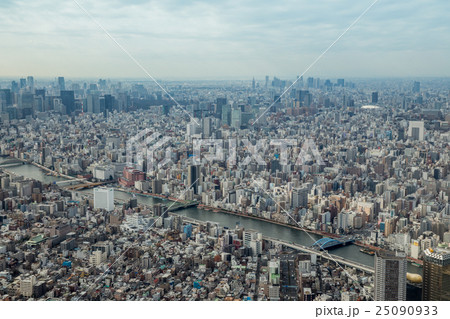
(1, 0, 449, 79)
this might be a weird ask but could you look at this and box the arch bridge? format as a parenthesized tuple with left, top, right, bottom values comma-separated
(311, 237, 354, 250)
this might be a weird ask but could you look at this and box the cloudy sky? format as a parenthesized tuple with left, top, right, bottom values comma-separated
(0, 0, 449, 79)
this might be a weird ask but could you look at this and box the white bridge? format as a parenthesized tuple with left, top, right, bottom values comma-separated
(54, 179, 88, 186)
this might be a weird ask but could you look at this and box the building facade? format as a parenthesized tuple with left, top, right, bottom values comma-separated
(422, 248, 450, 301)
(374, 250, 407, 301)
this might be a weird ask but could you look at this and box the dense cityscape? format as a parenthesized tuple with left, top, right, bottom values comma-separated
(0, 75, 449, 301)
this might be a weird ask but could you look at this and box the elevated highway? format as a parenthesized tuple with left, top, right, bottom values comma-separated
(170, 216, 374, 274)
(264, 236, 374, 274)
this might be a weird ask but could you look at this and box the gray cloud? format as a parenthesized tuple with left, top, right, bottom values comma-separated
(0, 0, 449, 78)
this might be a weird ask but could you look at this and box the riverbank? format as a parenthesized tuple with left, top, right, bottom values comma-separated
(353, 241, 423, 265)
(8, 156, 77, 181)
(1, 157, 423, 272)
(198, 203, 339, 238)
(198, 204, 424, 266)
(115, 188, 191, 204)
(114, 189, 424, 267)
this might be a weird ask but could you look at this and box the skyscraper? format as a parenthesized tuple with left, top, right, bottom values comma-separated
(58, 77, 66, 91)
(35, 89, 45, 100)
(104, 94, 115, 114)
(0, 89, 12, 107)
(60, 90, 75, 114)
(11, 80, 19, 93)
(372, 91, 379, 104)
(216, 97, 227, 119)
(231, 107, 241, 129)
(93, 188, 115, 211)
(221, 104, 231, 126)
(292, 187, 308, 209)
(202, 117, 212, 138)
(87, 93, 100, 113)
(413, 81, 420, 93)
(19, 78, 26, 89)
(26, 76, 34, 92)
(408, 121, 425, 141)
(188, 165, 200, 194)
(296, 90, 312, 107)
(374, 250, 407, 301)
(152, 179, 163, 194)
(19, 92, 34, 118)
(422, 248, 450, 301)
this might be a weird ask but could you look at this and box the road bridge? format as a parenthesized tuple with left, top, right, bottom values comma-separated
(55, 179, 88, 186)
(63, 180, 115, 190)
(0, 158, 25, 166)
(311, 237, 355, 250)
(159, 215, 374, 274)
(264, 236, 374, 274)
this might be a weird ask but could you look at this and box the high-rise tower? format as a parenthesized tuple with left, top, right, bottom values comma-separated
(374, 250, 407, 301)
(422, 248, 450, 301)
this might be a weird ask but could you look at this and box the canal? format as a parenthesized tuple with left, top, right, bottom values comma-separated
(0, 157, 422, 275)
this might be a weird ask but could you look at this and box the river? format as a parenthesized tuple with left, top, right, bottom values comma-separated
(0, 157, 422, 275)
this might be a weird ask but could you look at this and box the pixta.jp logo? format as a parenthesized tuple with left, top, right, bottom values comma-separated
(127, 129, 324, 174)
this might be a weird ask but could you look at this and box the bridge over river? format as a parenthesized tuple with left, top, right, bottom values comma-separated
(178, 215, 374, 274)
(264, 236, 373, 274)
(0, 158, 26, 167)
(311, 237, 355, 250)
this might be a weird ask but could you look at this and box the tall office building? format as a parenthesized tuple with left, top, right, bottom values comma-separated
(94, 188, 115, 211)
(408, 121, 425, 141)
(243, 229, 262, 256)
(26, 76, 34, 92)
(11, 80, 19, 93)
(87, 93, 100, 113)
(0, 89, 12, 108)
(296, 90, 312, 107)
(215, 97, 226, 119)
(422, 248, 450, 301)
(413, 81, 420, 93)
(397, 127, 405, 141)
(19, 92, 34, 118)
(104, 94, 115, 112)
(372, 91, 379, 104)
(58, 77, 66, 91)
(231, 108, 241, 129)
(20, 78, 27, 89)
(292, 187, 308, 209)
(60, 90, 75, 114)
(35, 89, 45, 100)
(188, 165, 200, 194)
(152, 179, 163, 194)
(221, 104, 231, 126)
(202, 117, 212, 138)
(374, 250, 407, 301)
(243, 229, 259, 246)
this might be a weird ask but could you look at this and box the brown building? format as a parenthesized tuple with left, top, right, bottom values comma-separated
(422, 248, 450, 301)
